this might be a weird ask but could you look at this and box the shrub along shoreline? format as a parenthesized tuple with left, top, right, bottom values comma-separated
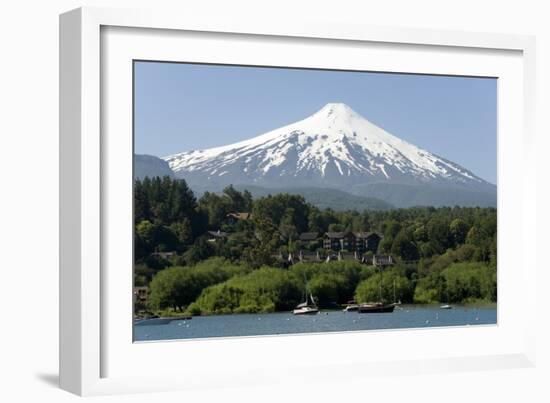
(145, 257, 496, 316)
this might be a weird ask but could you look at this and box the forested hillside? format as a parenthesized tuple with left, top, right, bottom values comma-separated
(134, 176, 497, 314)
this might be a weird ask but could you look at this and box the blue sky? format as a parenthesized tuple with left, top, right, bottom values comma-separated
(134, 61, 497, 184)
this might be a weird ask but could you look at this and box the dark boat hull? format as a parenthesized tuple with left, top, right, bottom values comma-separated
(357, 304, 395, 313)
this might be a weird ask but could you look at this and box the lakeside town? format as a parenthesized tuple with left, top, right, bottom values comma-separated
(133, 177, 497, 318)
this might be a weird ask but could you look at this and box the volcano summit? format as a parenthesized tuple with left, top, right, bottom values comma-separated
(163, 103, 496, 208)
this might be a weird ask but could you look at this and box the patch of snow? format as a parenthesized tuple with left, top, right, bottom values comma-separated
(333, 160, 344, 175)
(376, 163, 390, 179)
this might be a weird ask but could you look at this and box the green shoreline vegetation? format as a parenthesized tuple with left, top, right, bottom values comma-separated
(134, 177, 496, 317)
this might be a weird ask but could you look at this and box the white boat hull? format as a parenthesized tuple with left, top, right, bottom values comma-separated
(293, 306, 319, 315)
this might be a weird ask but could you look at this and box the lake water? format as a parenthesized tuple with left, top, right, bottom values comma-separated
(134, 305, 496, 342)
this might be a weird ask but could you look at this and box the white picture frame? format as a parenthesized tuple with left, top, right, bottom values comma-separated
(59, 6, 537, 396)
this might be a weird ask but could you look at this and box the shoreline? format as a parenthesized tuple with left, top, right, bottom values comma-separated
(145, 302, 497, 319)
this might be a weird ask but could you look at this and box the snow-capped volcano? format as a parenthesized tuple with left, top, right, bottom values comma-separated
(163, 103, 495, 207)
(165, 102, 490, 187)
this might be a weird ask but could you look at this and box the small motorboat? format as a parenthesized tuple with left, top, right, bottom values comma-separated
(440, 304, 452, 309)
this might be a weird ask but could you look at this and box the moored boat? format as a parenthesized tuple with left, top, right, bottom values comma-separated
(343, 300, 359, 312)
(293, 292, 319, 315)
(357, 302, 396, 313)
(293, 304, 320, 315)
(356, 270, 398, 313)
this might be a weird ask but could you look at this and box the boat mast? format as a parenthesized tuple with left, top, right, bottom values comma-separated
(378, 267, 383, 302)
(302, 271, 310, 305)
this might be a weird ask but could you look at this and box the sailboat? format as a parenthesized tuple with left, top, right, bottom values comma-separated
(440, 286, 452, 309)
(293, 291, 319, 315)
(357, 271, 396, 313)
(357, 302, 396, 313)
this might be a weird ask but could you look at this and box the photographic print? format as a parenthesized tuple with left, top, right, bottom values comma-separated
(133, 62, 497, 341)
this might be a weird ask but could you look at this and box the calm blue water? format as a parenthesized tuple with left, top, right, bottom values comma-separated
(134, 305, 496, 342)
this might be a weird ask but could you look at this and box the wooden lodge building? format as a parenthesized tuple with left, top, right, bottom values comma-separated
(202, 226, 391, 267)
(320, 231, 382, 254)
(323, 232, 355, 251)
(275, 231, 393, 267)
(297, 231, 382, 253)
(280, 250, 394, 267)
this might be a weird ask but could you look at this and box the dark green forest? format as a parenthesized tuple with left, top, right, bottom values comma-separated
(134, 176, 497, 315)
